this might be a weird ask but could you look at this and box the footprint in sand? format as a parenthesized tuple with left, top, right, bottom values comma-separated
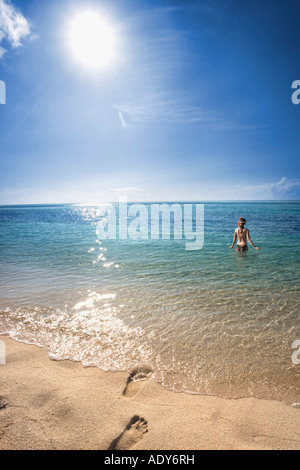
(109, 416, 148, 450)
(123, 368, 152, 398)
(0, 397, 7, 410)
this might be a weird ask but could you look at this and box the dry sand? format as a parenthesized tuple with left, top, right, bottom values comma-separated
(0, 335, 299, 450)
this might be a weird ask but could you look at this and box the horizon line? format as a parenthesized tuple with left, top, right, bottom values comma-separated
(0, 199, 300, 207)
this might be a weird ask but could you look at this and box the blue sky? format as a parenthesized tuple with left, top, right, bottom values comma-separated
(0, 0, 299, 204)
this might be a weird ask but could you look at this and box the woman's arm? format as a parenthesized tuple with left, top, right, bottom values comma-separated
(247, 230, 260, 250)
(230, 230, 237, 248)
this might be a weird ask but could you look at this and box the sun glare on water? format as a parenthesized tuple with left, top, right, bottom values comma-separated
(68, 11, 116, 70)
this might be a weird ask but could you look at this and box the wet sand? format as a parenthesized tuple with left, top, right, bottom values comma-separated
(0, 336, 299, 450)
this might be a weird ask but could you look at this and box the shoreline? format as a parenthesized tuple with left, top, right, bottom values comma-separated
(0, 335, 299, 450)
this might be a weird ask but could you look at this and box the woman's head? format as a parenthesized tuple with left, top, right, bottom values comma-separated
(238, 218, 246, 232)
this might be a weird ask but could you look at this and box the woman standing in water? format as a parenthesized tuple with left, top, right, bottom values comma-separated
(230, 217, 260, 252)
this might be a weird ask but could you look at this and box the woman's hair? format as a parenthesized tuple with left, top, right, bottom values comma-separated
(238, 217, 247, 233)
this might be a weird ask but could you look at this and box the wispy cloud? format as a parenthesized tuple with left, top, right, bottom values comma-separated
(0, 0, 33, 57)
(114, 92, 215, 126)
(110, 186, 144, 193)
(242, 177, 300, 195)
(114, 92, 262, 131)
(0, 186, 146, 205)
(215, 177, 300, 200)
(118, 110, 128, 128)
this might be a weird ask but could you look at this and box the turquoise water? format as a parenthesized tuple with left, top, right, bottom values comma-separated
(0, 202, 299, 405)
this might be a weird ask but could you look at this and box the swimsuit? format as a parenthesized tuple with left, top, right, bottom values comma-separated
(237, 244, 248, 252)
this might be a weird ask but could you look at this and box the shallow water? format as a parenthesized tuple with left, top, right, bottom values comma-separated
(0, 202, 299, 405)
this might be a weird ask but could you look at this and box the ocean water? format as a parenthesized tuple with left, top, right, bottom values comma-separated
(0, 202, 299, 406)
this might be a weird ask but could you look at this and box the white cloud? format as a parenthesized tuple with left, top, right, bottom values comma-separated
(215, 177, 300, 200)
(114, 93, 215, 126)
(237, 177, 300, 195)
(0, 0, 32, 56)
(110, 186, 144, 193)
(0, 186, 147, 205)
(118, 110, 128, 128)
(114, 92, 262, 131)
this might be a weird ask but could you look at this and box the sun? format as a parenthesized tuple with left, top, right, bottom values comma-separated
(68, 11, 116, 70)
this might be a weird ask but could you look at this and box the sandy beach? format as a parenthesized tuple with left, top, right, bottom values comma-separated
(0, 336, 299, 450)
